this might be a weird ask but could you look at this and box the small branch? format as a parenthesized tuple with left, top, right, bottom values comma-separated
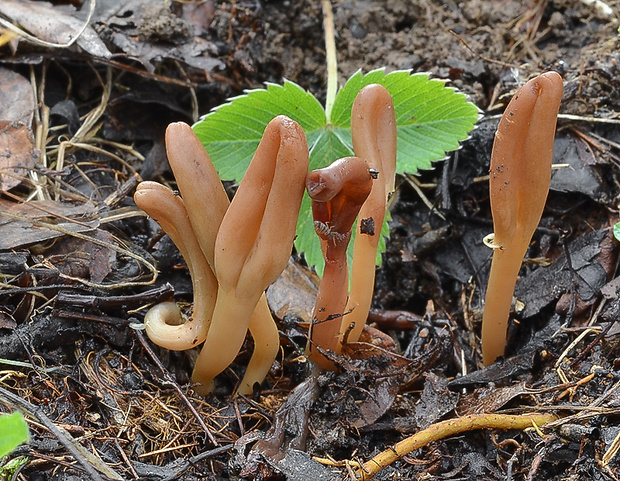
(55, 284, 174, 310)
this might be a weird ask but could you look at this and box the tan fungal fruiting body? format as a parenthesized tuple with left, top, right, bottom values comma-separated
(482, 72, 563, 366)
(192, 115, 308, 393)
(345, 84, 397, 344)
(168, 123, 281, 394)
(306, 156, 372, 368)
(134, 181, 217, 350)
(136, 121, 294, 395)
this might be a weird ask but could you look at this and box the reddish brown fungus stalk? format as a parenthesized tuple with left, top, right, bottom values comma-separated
(482, 71, 563, 366)
(306, 156, 373, 368)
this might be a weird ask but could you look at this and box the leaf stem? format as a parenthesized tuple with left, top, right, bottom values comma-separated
(321, 0, 337, 123)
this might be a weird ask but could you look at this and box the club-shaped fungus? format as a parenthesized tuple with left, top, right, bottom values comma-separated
(136, 118, 307, 394)
(481, 71, 563, 365)
(191, 116, 308, 393)
(344, 83, 397, 345)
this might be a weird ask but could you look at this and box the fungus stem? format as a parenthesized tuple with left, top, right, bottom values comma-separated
(306, 156, 372, 368)
(192, 287, 262, 395)
(134, 181, 217, 350)
(239, 295, 280, 395)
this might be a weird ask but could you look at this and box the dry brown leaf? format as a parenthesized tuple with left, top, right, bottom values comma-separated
(0, 198, 98, 249)
(266, 259, 318, 323)
(0, 0, 111, 58)
(0, 68, 35, 126)
(0, 121, 38, 192)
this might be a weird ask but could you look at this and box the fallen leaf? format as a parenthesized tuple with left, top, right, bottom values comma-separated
(0, 121, 38, 192)
(0, 68, 35, 126)
(0, 0, 112, 58)
(0, 308, 17, 331)
(456, 382, 529, 416)
(98, 0, 223, 72)
(415, 372, 459, 429)
(0, 198, 98, 249)
(516, 228, 617, 319)
(266, 259, 318, 323)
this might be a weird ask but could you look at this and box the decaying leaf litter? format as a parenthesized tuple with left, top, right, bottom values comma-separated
(1, 0, 620, 479)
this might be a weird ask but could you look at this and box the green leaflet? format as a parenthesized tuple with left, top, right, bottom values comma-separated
(0, 412, 29, 458)
(193, 69, 479, 272)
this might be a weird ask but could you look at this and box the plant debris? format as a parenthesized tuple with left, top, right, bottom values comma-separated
(1, 1, 620, 480)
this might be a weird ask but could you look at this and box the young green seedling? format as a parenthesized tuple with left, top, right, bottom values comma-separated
(481, 71, 563, 365)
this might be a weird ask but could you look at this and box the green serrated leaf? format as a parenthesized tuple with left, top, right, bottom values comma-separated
(193, 81, 326, 182)
(331, 69, 480, 173)
(193, 69, 479, 272)
(614, 222, 620, 242)
(0, 412, 29, 458)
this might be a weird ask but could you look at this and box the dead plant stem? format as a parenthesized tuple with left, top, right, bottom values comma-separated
(321, 0, 337, 122)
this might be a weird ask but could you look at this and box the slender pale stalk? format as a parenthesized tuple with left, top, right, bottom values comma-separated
(134, 181, 217, 350)
(192, 116, 308, 392)
(345, 84, 397, 344)
(482, 71, 563, 365)
(357, 412, 558, 480)
(305, 156, 372, 368)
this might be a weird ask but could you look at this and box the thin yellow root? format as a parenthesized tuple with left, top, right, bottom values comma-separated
(356, 412, 558, 480)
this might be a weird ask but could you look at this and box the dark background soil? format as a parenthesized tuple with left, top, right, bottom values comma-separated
(1, 0, 620, 480)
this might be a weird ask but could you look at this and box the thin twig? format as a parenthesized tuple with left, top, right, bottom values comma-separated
(356, 412, 558, 480)
(449, 30, 519, 68)
(405, 174, 446, 221)
(160, 444, 234, 481)
(0, 210, 158, 289)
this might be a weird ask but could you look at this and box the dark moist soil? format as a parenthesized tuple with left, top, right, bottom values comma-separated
(1, 1, 620, 480)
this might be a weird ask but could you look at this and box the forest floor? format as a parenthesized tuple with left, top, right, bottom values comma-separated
(1, 0, 620, 480)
